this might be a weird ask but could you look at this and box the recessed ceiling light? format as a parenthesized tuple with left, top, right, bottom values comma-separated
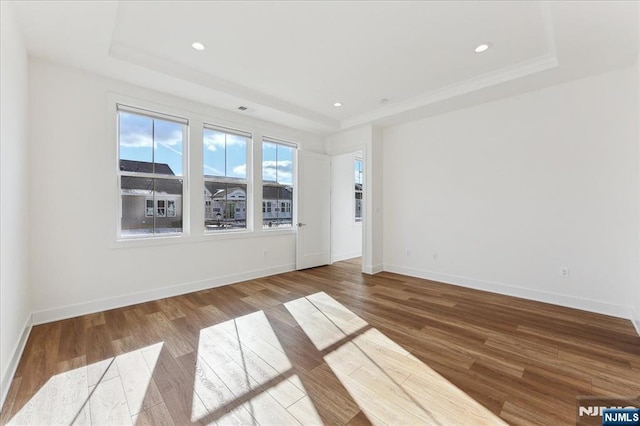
(333, 102, 343, 107)
(192, 42, 205, 51)
(475, 43, 491, 53)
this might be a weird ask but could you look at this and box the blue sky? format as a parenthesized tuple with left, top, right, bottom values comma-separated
(120, 111, 293, 185)
(119, 112, 183, 175)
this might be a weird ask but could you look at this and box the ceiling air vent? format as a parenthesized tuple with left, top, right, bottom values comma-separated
(237, 106, 248, 111)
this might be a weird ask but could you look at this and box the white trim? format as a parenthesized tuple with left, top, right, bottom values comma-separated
(341, 53, 559, 130)
(383, 264, 634, 320)
(363, 264, 384, 275)
(331, 251, 362, 263)
(262, 136, 298, 149)
(31, 264, 295, 325)
(1, 314, 33, 409)
(117, 103, 189, 125)
(203, 123, 252, 139)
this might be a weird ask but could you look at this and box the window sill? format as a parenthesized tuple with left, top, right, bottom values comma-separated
(203, 228, 296, 241)
(111, 228, 296, 249)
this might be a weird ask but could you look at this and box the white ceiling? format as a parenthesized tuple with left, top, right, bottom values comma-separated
(10, 1, 639, 135)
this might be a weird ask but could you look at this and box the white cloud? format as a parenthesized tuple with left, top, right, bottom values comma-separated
(120, 129, 182, 150)
(120, 133, 152, 148)
(203, 130, 246, 152)
(233, 164, 247, 176)
(154, 129, 182, 147)
(262, 160, 292, 184)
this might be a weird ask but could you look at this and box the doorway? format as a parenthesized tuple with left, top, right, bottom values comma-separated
(330, 150, 363, 266)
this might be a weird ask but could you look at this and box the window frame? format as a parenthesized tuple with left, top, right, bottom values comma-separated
(355, 157, 363, 223)
(262, 137, 297, 230)
(116, 103, 189, 240)
(110, 94, 302, 248)
(203, 124, 251, 233)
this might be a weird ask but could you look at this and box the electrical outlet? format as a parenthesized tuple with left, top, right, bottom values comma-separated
(263, 249, 268, 257)
(406, 249, 411, 256)
(433, 252, 439, 261)
(560, 267, 569, 278)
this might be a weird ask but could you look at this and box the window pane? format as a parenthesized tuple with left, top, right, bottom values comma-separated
(119, 111, 184, 176)
(277, 145, 293, 185)
(262, 140, 295, 229)
(263, 184, 293, 228)
(227, 134, 247, 179)
(204, 181, 247, 231)
(119, 112, 153, 164)
(154, 119, 183, 176)
(203, 129, 226, 177)
(121, 176, 183, 236)
(355, 159, 363, 184)
(153, 178, 183, 233)
(262, 142, 277, 182)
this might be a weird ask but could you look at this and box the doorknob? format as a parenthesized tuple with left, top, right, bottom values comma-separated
(297, 222, 307, 227)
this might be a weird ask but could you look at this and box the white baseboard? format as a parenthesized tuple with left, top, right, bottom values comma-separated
(32, 263, 296, 325)
(363, 264, 384, 275)
(331, 251, 362, 263)
(1, 314, 33, 409)
(383, 264, 634, 320)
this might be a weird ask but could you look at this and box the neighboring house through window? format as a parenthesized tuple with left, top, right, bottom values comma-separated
(355, 157, 363, 222)
(262, 138, 295, 228)
(118, 105, 186, 237)
(203, 125, 250, 231)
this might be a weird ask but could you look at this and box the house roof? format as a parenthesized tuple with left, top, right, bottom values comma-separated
(120, 160, 182, 195)
(120, 159, 175, 175)
(263, 185, 293, 201)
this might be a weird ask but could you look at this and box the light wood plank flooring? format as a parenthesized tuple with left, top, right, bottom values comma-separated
(1, 258, 639, 425)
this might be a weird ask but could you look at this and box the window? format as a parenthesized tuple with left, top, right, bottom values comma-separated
(355, 158, 363, 222)
(156, 199, 166, 217)
(263, 138, 295, 228)
(203, 125, 250, 231)
(167, 200, 177, 217)
(118, 106, 186, 237)
(145, 199, 154, 217)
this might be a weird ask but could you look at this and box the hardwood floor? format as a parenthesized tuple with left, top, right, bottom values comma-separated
(1, 258, 639, 425)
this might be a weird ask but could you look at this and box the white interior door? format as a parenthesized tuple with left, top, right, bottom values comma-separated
(296, 150, 330, 270)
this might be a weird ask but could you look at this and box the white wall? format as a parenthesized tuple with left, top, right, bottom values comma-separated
(383, 65, 639, 319)
(28, 58, 324, 323)
(0, 2, 32, 405)
(331, 151, 362, 262)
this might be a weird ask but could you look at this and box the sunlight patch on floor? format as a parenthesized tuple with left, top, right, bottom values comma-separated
(9, 292, 506, 425)
(7, 342, 164, 425)
(193, 310, 321, 424)
(286, 292, 507, 426)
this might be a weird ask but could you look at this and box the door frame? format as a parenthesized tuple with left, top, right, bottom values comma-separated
(327, 143, 369, 274)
